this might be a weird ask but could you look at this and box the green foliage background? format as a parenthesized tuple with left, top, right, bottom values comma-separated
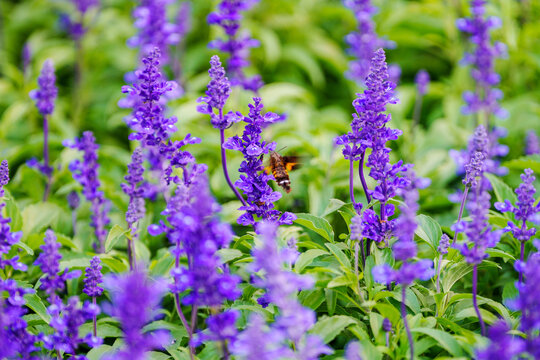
(0, 0, 540, 358)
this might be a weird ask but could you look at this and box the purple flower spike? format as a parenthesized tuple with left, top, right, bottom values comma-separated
(67, 191, 80, 210)
(104, 270, 170, 360)
(475, 321, 524, 360)
(345, 341, 363, 360)
(34, 230, 82, 300)
(0, 160, 9, 197)
(83, 256, 103, 298)
(64, 131, 111, 253)
(525, 131, 540, 155)
(122, 147, 146, 233)
(232, 221, 331, 358)
(224, 98, 295, 226)
(30, 59, 57, 116)
(343, 0, 397, 84)
(457, 0, 507, 119)
(415, 69, 430, 96)
(128, 0, 180, 64)
(208, 0, 263, 92)
(438, 234, 450, 255)
(197, 55, 242, 130)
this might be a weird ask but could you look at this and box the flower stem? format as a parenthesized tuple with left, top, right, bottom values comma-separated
(43, 115, 52, 201)
(92, 296, 97, 337)
(451, 185, 470, 244)
(71, 210, 77, 237)
(175, 293, 194, 360)
(349, 159, 357, 208)
(358, 152, 372, 257)
(220, 129, 247, 206)
(401, 286, 414, 359)
(435, 253, 443, 293)
(472, 265, 485, 336)
(412, 93, 423, 137)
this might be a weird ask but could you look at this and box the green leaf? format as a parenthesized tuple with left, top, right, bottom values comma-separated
(327, 275, 353, 288)
(217, 248, 243, 263)
(21, 203, 62, 239)
(299, 289, 326, 310)
(325, 243, 351, 268)
(87, 345, 113, 360)
(415, 214, 442, 252)
(485, 173, 517, 207)
(24, 292, 50, 324)
(294, 213, 334, 242)
(308, 315, 355, 343)
(411, 327, 464, 356)
(503, 155, 540, 174)
(325, 289, 337, 316)
(143, 320, 188, 341)
(79, 323, 122, 338)
(105, 224, 128, 253)
(148, 352, 172, 360)
(295, 248, 328, 273)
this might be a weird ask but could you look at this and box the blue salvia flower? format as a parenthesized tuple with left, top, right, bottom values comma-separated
(343, 0, 398, 84)
(208, 0, 263, 92)
(475, 321, 525, 360)
(495, 168, 539, 282)
(415, 69, 430, 96)
(60, 0, 100, 40)
(103, 270, 170, 360)
(64, 131, 111, 253)
(149, 173, 241, 307)
(128, 0, 180, 64)
(232, 221, 332, 358)
(0, 160, 39, 358)
(224, 98, 296, 226)
(120, 49, 200, 190)
(457, 0, 507, 119)
(525, 131, 540, 155)
(28, 59, 57, 196)
(372, 171, 433, 359)
(84, 256, 104, 298)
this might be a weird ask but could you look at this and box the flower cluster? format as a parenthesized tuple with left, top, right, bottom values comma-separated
(232, 221, 331, 358)
(60, 0, 100, 40)
(128, 0, 180, 64)
(149, 173, 241, 307)
(372, 171, 434, 286)
(197, 55, 242, 130)
(208, 0, 263, 92)
(415, 69, 430, 96)
(83, 256, 104, 298)
(224, 97, 296, 226)
(0, 160, 39, 358)
(120, 49, 200, 188)
(64, 131, 111, 252)
(525, 131, 540, 155)
(104, 270, 170, 360)
(343, 0, 397, 84)
(122, 147, 146, 235)
(457, 0, 507, 118)
(475, 321, 524, 360)
(29, 59, 57, 117)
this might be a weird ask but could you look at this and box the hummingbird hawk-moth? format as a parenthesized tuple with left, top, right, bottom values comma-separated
(267, 151, 299, 193)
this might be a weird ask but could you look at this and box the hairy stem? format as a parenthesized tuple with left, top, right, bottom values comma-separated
(472, 265, 485, 336)
(349, 159, 357, 208)
(220, 129, 247, 206)
(43, 115, 52, 201)
(451, 185, 470, 244)
(435, 253, 443, 293)
(92, 296, 97, 337)
(519, 240, 525, 284)
(412, 93, 423, 136)
(401, 286, 414, 359)
(175, 294, 194, 360)
(358, 152, 372, 257)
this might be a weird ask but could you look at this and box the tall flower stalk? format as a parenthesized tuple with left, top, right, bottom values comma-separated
(64, 131, 111, 253)
(29, 59, 57, 201)
(83, 256, 104, 338)
(435, 234, 450, 293)
(149, 173, 241, 359)
(198, 55, 246, 205)
(208, 0, 263, 92)
(495, 168, 539, 283)
(232, 221, 332, 358)
(412, 69, 429, 133)
(224, 98, 296, 227)
(372, 170, 434, 359)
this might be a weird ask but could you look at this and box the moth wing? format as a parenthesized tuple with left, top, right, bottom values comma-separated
(283, 156, 301, 172)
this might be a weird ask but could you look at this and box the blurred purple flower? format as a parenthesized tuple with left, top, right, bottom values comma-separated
(343, 0, 397, 84)
(476, 321, 524, 360)
(345, 341, 363, 360)
(438, 234, 450, 255)
(525, 131, 540, 155)
(104, 270, 170, 360)
(0, 160, 9, 197)
(415, 69, 430, 96)
(457, 0, 507, 118)
(30, 59, 57, 116)
(64, 131, 111, 253)
(224, 98, 295, 226)
(208, 0, 263, 92)
(128, 0, 179, 64)
(233, 221, 331, 358)
(67, 191, 80, 210)
(149, 173, 240, 307)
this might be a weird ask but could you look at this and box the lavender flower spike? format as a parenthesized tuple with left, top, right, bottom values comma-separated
(84, 256, 103, 337)
(224, 98, 296, 226)
(29, 59, 57, 200)
(122, 147, 146, 269)
(64, 131, 111, 252)
(104, 270, 170, 360)
(198, 55, 246, 205)
(495, 168, 539, 283)
(525, 130, 540, 155)
(208, 0, 263, 92)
